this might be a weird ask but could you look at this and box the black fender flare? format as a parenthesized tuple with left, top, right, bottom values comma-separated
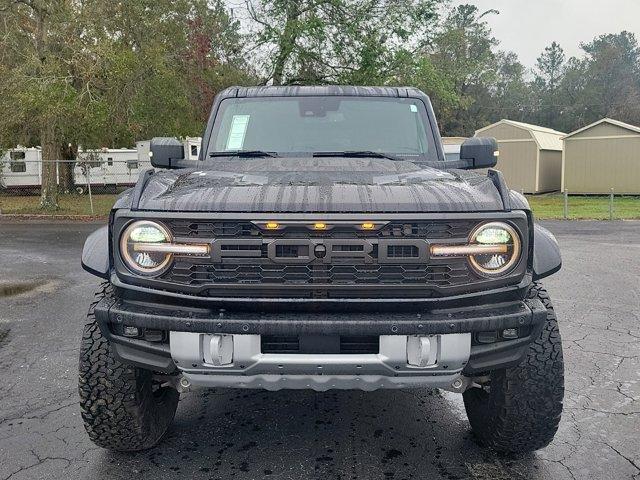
(81, 226, 110, 279)
(532, 224, 561, 280)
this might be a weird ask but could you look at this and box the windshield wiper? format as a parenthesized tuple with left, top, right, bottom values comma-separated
(209, 150, 278, 158)
(312, 150, 402, 161)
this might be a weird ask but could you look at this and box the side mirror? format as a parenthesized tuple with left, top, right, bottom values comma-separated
(150, 137, 185, 169)
(459, 137, 498, 169)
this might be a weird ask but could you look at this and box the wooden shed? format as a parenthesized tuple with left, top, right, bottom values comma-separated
(562, 118, 640, 194)
(475, 120, 565, 194)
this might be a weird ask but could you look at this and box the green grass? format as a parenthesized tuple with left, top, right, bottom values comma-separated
(0, 194, 118, 216)
(526, 194, 640, 220)
(0, 193, 639, 220)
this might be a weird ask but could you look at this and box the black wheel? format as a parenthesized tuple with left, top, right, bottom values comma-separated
(78, 283, 179, 451)
(463, 282, 564, 454)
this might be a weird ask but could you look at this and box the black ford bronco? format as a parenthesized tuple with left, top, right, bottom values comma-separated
(79, 86, 563, 453)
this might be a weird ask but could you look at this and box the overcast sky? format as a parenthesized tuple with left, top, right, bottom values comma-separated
(456, 0, 640, 67)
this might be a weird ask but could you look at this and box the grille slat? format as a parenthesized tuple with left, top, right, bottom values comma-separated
(261, 335, 379, 354)
(169, 261, 471, 286)
(340, 336, 380, 354)
(260, 336, 300, 353)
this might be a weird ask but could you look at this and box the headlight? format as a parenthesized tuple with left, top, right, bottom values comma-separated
(468, 222, 521, 276)
(120, 220, 172, 275)
(430, 221, 522, 277)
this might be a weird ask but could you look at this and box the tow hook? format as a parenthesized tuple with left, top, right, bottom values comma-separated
(179, 376, 191, 392)
(445, 376, 471, 393)
(153, 374, 190, 393)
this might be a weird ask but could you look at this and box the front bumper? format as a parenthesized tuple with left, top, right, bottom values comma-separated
(98, 294, 542, 336)
(94, 292, 547, 386)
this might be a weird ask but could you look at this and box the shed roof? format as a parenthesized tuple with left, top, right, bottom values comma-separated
(475, 119, 565, 151)
(562, 118, 640, 139)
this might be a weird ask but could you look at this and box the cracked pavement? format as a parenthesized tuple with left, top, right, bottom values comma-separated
(0, 220, 638, 480)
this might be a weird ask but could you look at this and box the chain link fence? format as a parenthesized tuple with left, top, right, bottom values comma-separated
(0, 151, 151, 216)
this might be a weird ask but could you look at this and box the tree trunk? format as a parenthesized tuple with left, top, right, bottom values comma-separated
(59, 143, 76, 192)
(40, 121, 59, 210)
(32, 5, 58, 209)
(272, 1, 300, 85)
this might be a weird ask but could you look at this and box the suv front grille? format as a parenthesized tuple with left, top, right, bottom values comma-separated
(160, 219, 479, 297)
(117, 217, 527, 299)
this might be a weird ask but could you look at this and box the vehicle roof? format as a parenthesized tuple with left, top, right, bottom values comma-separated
(222, 85, 427, 98)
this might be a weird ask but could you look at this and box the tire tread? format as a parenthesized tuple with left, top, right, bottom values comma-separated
(78, 282, 179, 451)
(463, 282, 564, 453)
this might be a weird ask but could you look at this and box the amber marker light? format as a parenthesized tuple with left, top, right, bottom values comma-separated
(361, 222, 375, 230)
(313, 222, 327, 230)
(265, 222, 279, 230)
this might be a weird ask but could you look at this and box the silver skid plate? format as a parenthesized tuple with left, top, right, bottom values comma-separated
(170, 332, 471, 392)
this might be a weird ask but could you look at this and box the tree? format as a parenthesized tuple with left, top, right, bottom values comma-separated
(184, 4, 255, 123)
(531, 42, 566, 129)
(428, 4, 501, 135)
(0, 0, 79, 208)
(552, 57, 589, 131)
(244, 0, 442, 86)
(541, 32, 640, 133)
(578, 31, 640, 126)
(490, 52, 531, 123)
(0, 0, 248, 208)
(535, 42, 566, 91)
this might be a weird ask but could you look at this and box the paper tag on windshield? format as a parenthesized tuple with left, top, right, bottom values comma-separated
(410, 104, 418, 113)
(226, 115, 250, 150)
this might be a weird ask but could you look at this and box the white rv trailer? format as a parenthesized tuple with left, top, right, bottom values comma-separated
(0, 147, 44, 191)
(1, 137, 202, 193)
(74, 148, 150, 192)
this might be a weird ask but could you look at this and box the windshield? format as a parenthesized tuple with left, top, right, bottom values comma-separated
(207, 96, 439, 161)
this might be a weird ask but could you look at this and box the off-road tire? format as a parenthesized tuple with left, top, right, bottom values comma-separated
(78, 283, 179, 451)
(463, 282, 564, 454)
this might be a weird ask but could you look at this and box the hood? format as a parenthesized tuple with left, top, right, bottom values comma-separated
(129, 158, 505, 213)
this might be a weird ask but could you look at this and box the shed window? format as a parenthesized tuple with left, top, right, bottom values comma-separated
(190, 145, 198, 157)
(107, 157, 113, 166)
(127, 160, 139, 170)
(9, 151, 26, 173)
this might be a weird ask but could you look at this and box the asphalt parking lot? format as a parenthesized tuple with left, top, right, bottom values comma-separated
(0, 219, 639, 480)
